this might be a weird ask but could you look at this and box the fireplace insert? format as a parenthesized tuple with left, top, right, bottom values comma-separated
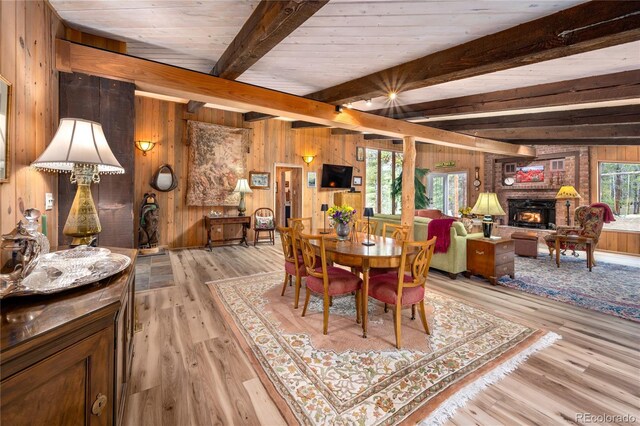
(508, 199, 556, 229)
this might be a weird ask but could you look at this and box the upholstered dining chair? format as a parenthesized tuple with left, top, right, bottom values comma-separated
(367, 237, 437, 349)
(356, 219, 378, 236)
(276, 226, 306, 309)
(543, 205, 606, 266)
(298, 232, 363, 335)
(253, 207, 275, 246)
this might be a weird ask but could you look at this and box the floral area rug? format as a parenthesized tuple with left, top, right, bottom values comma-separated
(207, 271, 559, 425)
(498, 254, 640, 322)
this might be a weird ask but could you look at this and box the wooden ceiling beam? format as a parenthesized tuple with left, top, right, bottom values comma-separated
(424, 105, 640, 131)
(462, 123, 640, 140)
(363, 134, 402, 142)
(187, 0, 328, 112)
(504, 139, 640, 145)
(307, 1, 640, 105)
(56, 40, 535, 157)
(371, 70, 640, 119)
(330, 128, 361, 136)
(243, 112, 276, 122)
(291, 121, 329, 129)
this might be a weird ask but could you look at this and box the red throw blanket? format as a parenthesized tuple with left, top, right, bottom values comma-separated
(591, 203, 616, 223)
(428, 218, 456, 253)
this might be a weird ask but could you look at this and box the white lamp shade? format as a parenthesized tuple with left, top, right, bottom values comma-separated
(233, 178, 253, 193)
(31, 118, 124, 174)
(471, 192, 506, 216)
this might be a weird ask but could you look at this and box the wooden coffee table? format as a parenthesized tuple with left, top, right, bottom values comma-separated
(552, 234, 594, 271)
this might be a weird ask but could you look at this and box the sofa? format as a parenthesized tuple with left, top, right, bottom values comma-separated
(370, 214, 483, 278)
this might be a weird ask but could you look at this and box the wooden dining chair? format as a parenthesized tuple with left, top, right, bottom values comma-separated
(367, 237, 437, 349)
(356, 219, 378, 236)
(254, 207, 275, 246)
(298, 232, 363, 335)
(382, 223, 411, 241)
(276, 226, 306, 308)
(288, 217, 312, 235)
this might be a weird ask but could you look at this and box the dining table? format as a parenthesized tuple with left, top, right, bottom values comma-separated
(308, 231, 414, 338)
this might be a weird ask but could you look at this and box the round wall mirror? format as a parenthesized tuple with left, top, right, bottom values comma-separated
(151, 164, 178, 192)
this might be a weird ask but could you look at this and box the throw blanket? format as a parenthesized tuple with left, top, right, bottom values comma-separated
(428, 218, 455, 253)
(591, 203, 616, 223)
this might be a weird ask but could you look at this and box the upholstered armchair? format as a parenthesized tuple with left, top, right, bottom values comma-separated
(544, 205, 606, 266)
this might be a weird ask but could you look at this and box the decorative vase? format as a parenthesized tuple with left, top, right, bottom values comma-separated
(334, 222, 351, 241)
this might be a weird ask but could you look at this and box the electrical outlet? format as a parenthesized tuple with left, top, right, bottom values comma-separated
(45, 193, 54, 210)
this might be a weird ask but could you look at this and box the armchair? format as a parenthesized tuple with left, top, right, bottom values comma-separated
(544, 205, 606, 266)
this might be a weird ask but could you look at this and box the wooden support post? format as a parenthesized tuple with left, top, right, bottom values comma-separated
(401, 136, 416, 240)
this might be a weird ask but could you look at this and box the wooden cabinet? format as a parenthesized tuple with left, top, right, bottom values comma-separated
(465, 237, 515, 285)
(333, 191, 363, 220)
(1, 248, 137, 426)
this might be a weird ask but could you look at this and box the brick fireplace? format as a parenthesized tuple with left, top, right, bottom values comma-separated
(484, 146, 590, 229)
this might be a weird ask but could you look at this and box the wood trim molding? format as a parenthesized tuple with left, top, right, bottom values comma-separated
(56, 39, 535, 157)
(307, 1, 640, 104)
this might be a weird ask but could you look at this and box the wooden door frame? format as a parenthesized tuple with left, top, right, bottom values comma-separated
(273, 163, 305, 227)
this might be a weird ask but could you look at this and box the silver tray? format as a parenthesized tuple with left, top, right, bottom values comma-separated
(1, 246, 131, 298)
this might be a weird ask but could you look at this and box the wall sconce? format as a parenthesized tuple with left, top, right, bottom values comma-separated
(302, 155, 315, 165)
(135, 140, 156, 156)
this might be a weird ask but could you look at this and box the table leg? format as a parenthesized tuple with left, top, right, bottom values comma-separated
(362, 262, 369, 338)
(555, 238, 560, 268)
(588, 243, 593, 272)
(241, 224, 249, 247)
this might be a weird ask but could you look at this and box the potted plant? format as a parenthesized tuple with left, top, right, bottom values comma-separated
(327, 205, 357, 240)
(391, 168, 432, 209)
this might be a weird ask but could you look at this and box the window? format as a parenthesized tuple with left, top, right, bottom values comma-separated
(550, 159, 565, 171)
(365, 148, 403, 214)
(428, 172, 468, 216)
(599, 162, 640, 232)
(504, 163, 516, 175)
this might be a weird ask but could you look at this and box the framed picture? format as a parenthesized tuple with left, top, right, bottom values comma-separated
(356, 146, 365, 162)
(307, 171, 317, 188)
(0, 76, 11, 183)
(249, 171, 270, 189)
(353, 176, 362, 186)
(515, 165, 544, 183)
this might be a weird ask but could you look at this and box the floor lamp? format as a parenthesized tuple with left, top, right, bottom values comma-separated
(555, 185, 581, 226)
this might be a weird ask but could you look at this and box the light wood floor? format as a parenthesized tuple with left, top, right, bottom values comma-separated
(124, 245, 640, 426)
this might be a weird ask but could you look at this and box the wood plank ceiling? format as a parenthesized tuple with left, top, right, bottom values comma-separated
(49, 0, 640, 147)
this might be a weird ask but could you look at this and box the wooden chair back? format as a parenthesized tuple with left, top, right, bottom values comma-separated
(382, 223, 411, 241)
(276, 226, 296, 264)
(356, 219, 378, 235)
(254, 207, 275, 229)
(396, 237, 437, 294)
(288, 217, 312, 234)
(298, 232, 328, 288)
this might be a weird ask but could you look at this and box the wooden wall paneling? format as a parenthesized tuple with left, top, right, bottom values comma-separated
(589, 146, 640, 256)
(0, 1, 60, 245)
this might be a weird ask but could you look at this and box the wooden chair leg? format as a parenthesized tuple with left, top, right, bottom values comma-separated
(419, 300, 430, 335)
(281, 272, 289, 296)
(384, 303, 388, 313)
(394, 303, 402, 349)
(329, 296, 333, 307)
(294, 275, 302, 309)
(323, 294, 330, 335)
(591, 249, 597, 267)
(301, 287, 311, 317)
(254, 230, 258, 246)
(411, 304, 416, 320)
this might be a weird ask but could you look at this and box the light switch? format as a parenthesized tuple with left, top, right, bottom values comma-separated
(45, 193, 54, 210)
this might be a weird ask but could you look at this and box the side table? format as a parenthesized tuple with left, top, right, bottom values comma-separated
(465, 237, 515, 285)
(552, 234, 594, 271)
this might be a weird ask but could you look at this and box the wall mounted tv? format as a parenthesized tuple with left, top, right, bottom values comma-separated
(320, 164, 353, 189)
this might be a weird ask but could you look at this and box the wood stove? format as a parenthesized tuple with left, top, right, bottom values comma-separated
(508, 199, 556, 229)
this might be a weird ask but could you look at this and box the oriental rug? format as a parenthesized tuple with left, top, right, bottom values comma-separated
(207, 271, 559, 425)
(498, 254, 640, 323)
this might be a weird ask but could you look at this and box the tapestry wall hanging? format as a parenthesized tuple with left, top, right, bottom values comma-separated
(186, 121, 250, 206)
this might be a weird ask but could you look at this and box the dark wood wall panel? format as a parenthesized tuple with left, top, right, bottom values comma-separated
(58, 72, 135, 247)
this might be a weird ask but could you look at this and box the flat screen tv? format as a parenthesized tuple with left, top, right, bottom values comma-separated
(320, 164, 353, 189)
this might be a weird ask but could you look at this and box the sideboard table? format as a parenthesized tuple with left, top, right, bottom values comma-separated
(204, 215, 251, 249)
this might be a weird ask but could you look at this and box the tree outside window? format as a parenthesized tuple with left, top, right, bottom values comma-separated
(599, 162, 640, 232)
(365, 148, 403, 214)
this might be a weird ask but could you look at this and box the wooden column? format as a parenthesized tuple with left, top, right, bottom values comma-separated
(401, 136, 416, 239)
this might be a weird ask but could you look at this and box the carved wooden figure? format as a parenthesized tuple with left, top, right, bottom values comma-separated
(138, 193, 159, 248)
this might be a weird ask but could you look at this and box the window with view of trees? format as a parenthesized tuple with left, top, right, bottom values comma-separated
(599, 162, 640, 232)
(365, 148, 403, 214)
(427, 172, 468, 216)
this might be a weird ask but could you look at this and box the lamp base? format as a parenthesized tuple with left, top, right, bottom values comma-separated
(482, 215, 493, 238)
(70, 236, 97, 247)
(63, 165, 102, 247)
(362, 240, 375, 246)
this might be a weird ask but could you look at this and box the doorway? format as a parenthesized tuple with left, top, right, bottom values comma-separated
(275, 165, 303, 227)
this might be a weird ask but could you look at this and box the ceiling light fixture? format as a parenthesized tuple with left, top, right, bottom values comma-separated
(335, 105, 344, 113)
(388, 91, 398, 101)
(365, 99, 372, 107)
(346, 103, 353, 109)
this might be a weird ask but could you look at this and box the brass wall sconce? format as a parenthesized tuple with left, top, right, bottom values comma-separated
(135, 140, 156, 156)
(302, 155, 315, 165)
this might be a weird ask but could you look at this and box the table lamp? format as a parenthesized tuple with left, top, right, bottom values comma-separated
(233, 178, 252, 216)
(31, 118, 124, 246)
(362, 208, 375, 246)
(555, 185, 581, 226)
(471, 192, 506, 238)
(320, 203, 330, 234)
